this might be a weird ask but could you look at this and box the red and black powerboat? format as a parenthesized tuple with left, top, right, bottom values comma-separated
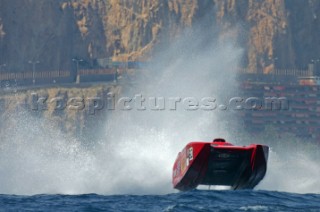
(172, 138, 269, 191)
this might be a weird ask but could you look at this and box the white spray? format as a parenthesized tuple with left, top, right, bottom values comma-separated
(0, 27, 319, 195)
(0, 29, 242, 195)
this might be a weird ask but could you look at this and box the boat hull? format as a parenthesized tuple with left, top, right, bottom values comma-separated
(172, 142, 269, 191)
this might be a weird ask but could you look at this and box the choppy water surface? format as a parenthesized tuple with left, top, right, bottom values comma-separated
(1, 190, 320, 212)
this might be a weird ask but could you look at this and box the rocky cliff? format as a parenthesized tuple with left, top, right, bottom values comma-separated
(0, 0, 319, 73)
(0, 84, 119, 139)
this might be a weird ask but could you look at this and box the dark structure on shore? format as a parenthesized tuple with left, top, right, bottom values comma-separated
(239, 73, 320, 141)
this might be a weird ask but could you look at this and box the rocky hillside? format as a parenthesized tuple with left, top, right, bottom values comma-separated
(0, 0, 319, 73)
(0, 84, 119, 139)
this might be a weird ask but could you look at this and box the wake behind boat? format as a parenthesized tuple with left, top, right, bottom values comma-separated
(172, 138, 269, 191)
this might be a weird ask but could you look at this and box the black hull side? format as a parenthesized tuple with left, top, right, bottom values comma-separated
(233, 145, 269, 189)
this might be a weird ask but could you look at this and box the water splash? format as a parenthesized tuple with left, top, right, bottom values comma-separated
(0, 29, 243, 195)
(1, 34, 320, 195)
(3, 25, 319, 196)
